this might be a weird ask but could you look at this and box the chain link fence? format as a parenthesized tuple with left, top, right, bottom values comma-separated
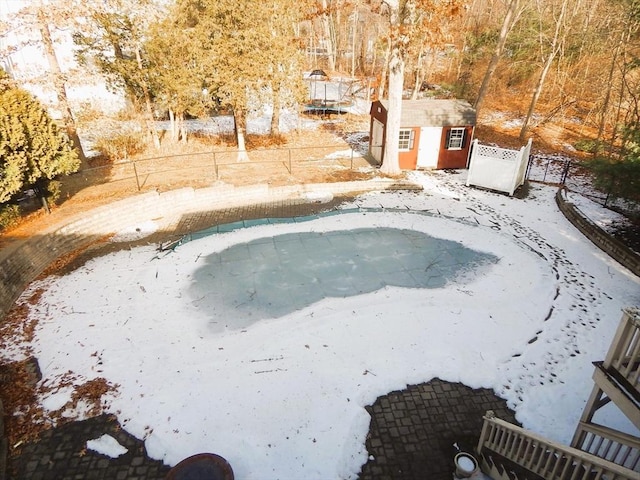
(526, 154, 639, 218)
(58, 144, 373, 205)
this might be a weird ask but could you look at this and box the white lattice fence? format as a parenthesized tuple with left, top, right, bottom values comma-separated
(466, 139, 532, 196)
(475, 144, 521, 161)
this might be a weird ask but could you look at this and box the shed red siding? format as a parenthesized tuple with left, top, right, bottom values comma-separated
(399, 127, 420, 170)
(437, 126, 474, 169)
(369, 100, 476, 170)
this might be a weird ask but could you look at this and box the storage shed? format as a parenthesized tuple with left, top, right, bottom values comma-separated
(369, 99, 476, 170)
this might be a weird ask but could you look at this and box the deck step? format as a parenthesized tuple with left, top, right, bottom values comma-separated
(592, 362, 640, 429)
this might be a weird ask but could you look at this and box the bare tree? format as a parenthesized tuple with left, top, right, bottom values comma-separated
(378, 35, 391, 99)
(265, 1, 309, 135)
(379, 0, 411, 175)
(519, 0, 579, 141)
(379, 0, 463, 175)
(2, 1, 90, 164)
(167, 0, 311, 160)
(597, 0, 640, 148)
(319, 0, 338, 71)
(36, 9, 86, 165)
(75, 0, 163, 148)
(474, 0, 525, 115)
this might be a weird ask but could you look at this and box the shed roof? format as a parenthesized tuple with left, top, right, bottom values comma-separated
(377, 99, 476, 127)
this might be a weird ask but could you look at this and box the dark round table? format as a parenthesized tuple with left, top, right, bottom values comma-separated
(165, 453, 234, 480)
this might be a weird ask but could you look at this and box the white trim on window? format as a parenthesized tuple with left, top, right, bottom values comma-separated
(398, 129, 415, 151)
(446, 127, 465, 150)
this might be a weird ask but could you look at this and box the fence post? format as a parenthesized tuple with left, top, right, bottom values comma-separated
(560, 160, 571, 185)
(605, 177, 613, 207)
(133, 162, 141, 191)
(543, 158, 551, 183)
(213, 151, 218, 180)
(466, 139, 478, 187)
(477, 410, 496, 454)
(509, 145, 526, 196)
(525, 154, 533, 180)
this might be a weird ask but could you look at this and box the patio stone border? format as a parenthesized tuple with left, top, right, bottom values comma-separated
(555, 187, 640, 277)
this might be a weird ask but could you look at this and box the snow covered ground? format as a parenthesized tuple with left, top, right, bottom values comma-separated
(6, 170, 639, 479)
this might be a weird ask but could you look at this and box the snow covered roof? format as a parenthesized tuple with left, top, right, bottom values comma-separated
(377, 99, 476, 127)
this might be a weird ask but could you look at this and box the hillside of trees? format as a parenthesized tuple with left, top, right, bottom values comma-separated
(0, 1, 638, 200)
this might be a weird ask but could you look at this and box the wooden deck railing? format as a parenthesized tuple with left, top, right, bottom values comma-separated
(570, 307, 640, 470)
(477, 412, 637, 480)
(572, 422, 639, 471)
(603, 308, 640, 391)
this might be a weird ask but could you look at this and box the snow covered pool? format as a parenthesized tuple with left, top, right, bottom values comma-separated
(189, 226, 498, 330)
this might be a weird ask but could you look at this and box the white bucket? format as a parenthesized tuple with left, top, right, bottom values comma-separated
(454, 452, 478, 478)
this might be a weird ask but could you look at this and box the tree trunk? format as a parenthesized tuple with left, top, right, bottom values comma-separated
(519, 0, 570, 141)
(37, 12, 87, 166)
(334, 4, 342, 71)
(519, 53, 555, 141)
(359, 17, 368, 75)
(351, 8, 358, 78)
(369, 35, 378, 77)
(34, 181, 50, 214)
(380, 43, 403, 176)
(169, 109, 177, 142)
(474, 0, 521, 114)
(378, 36, 391, 100)
(321, 0, 336, 71)
(135, 47, 160, 149)
(271, 83, 281, 135)
(608, 20, 635, 159)
(411, 48, 424, 100)
(597, 12, 635, 147)
(178, 112, 187, 144)
(597, 37, 620, 146)
(234, 109, 250, 162)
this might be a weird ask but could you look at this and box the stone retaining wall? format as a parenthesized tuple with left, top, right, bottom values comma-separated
(0, 179, 419, 321)
(555, 187, 640, 278)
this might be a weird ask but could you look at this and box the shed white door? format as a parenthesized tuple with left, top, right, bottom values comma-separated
(417, 126, 441, 168)
(371, 118, 384, 163)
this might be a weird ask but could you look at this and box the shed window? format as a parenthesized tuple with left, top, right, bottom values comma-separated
(398, 129, 415, 151)
(446, 128, 465, 150)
